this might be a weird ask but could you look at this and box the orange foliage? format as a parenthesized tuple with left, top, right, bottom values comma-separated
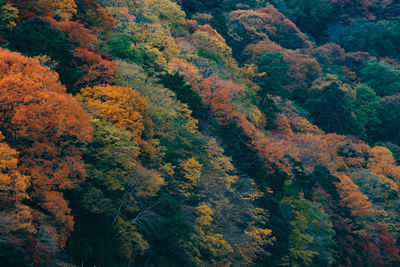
(199, 75, 245, 124)
(168, 57, 203, 92)
(48, 18, 98, 47)
(168, 57, 291, 174)
(79, 85, 150, 142)
(0, 48, 92, 249)
(282, 133, 346, 173)
(73, 47, 117, 88)
(274, 113, 294, 136)
(186, 20, 225, 43)
(228, 5, 313, 53)
(367, 146, 400, 186)
(289, 117, 323, 135)
(234, 112, 290, 174)
(335, 174, 373, 217)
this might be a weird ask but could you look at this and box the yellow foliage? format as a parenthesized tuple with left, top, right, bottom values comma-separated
(78, 85, 149, 142)
(38, 0, 77, 20)
(128, 22, 179, 60)
(150, 0, 186, 29)
(195, 203, 214, 227)
(0, 135, 29, 201)
(178, 158, 202, 196)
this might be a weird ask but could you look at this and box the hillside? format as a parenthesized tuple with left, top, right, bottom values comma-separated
(1, 0, 400, 266)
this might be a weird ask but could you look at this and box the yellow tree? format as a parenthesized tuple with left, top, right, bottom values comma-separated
(78, 85, 150, 142)
(38, 0, 77, 20)
(178, 157, 202, 196)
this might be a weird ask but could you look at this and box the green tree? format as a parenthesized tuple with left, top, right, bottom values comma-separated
(360, 60, 400, 97)
(310, 77, 362, 136)
(354, 83, 381, 140)
(256, 52, 289, 100)
(158, 72, 205, 120)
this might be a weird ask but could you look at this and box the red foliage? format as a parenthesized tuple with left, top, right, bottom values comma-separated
(74, 0, 116, 34)
(73, 47, 117, 88)
(0, 48, 92, 250)
(48, 18, 98, 47)
(374, 225, 400, 265)
(329, 0, 373, 22)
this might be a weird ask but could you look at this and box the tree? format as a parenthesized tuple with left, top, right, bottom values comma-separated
(151, 0, 186, 29)
(309, 75, 363, 136)
(177, 157, 202, 196)
(37, 0, 77, 20)
(360, 60, 400, 97)
(0, 48, 92, 257)
(280, 195, 318, 267)
(73, 48, 117, 90)
(335, 174, 373, 218)
(339, 19, 400, 58)
(379, 94, 400, 145)
(227, 5, 312, 61)
(274, 0, 333, 38)
(68, 119, 162, 266)
(0, 1, 18, 36)
(353, 83, 381, 140)
(75, 0, 115, 34)
(158, 72, 204, 120)
(78, 85, 150, 142)
(256, 52, 289, 99)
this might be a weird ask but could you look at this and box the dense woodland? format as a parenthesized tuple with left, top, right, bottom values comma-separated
(1, 0, 400, 266)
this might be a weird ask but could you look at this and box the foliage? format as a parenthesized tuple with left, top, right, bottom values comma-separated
(3, 0, 400, 266)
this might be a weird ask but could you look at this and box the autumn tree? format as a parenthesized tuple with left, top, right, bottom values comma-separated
(73, 47, 117, 90)
(68, 119, 163, 266)
(78, 85, 150, 142)
(0, 48, 92, 261)
(0, 0, 18, 36)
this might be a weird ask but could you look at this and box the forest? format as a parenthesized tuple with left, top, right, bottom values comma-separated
(1, 0, 400, 266)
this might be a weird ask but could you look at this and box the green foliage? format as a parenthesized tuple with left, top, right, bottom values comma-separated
(152, 0, 186, 29)
(354, 83, 381, 140)
(272, 0, 333, 37)
(256, 52, 289, 98)
(8, 18, 72, 62)
(106, 33, 140, 59)
(309, 76, 363, 136)
(360, 60, 400, 97)
(158, 71, 205, 120)
(198, 47, 226, 66)
(68, 120, 160, 266)
(106, 33, 165, 72)
(7, 18, 83, 91)
(340, 19, 400, 58)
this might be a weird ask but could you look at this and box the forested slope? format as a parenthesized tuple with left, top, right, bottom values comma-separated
(1, 0, 400, 266)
